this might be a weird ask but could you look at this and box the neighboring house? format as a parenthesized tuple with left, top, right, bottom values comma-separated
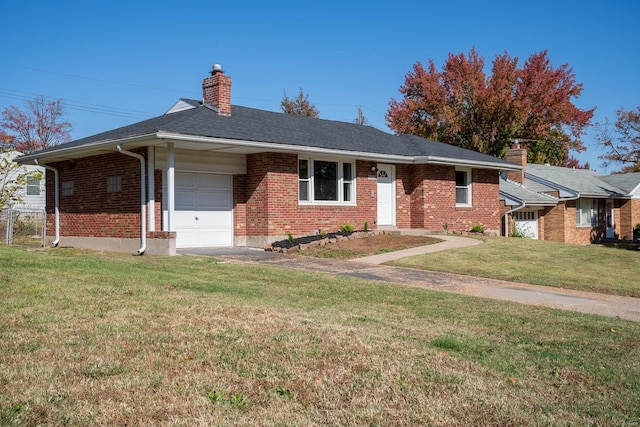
(500, 144, 640, 243)
(16, 65, 520, 255)
(0, 150, 45, 211)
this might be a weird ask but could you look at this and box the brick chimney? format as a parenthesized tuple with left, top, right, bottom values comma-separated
(202, 64, 232, 116)
(506, 140, 527, 184)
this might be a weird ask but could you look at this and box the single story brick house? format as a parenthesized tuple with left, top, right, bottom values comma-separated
(500, 144, 640, 243)
(16, 65, 520, 255)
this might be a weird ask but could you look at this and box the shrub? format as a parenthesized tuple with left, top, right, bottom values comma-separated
(339, 224, 355, 233)
(363, 221, 369, 232)
(470, 225, 484, 233)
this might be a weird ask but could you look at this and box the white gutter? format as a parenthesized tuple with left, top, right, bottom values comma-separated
(34, 160, 60, 247)
(415, 156, 522, 171)
(117, 145, 146, 255)
(158, 132, 521, 171)
(15, 134, 159, 165)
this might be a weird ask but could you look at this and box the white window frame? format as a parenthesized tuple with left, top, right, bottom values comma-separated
(26, 176, 41, 196)
(298, 157, 356, 205)
(455, 168, 472, 207)
(576, 198, 598, 227)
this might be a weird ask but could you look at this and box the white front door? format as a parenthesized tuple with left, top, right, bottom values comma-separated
(174, 172, 233, 248)
(606, 200, 615, 239)
(377, 164, 395, 226)
(514, 210, 539, 239)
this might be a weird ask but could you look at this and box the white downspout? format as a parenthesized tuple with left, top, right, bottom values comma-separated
(117, 145, 146, 255)
(147, 146, 155, 232)
(504, 203, 526, 237)
(34, 160, 60, 247)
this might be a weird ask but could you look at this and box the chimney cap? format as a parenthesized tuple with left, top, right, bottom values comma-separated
(211, 64, 223, 75)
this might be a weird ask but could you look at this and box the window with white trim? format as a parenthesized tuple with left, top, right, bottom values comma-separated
(26, 176, 41, 196)
(576, 198, 598, 227)
(298, 158, 355, 204)
(455, 168, 472, 206)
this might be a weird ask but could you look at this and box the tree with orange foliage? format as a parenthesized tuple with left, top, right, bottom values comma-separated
(386, 49, 594, 166)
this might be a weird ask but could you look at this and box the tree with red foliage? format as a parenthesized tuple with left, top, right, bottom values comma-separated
(560, 155, 590, 170)
(597, 107, 640, 173)
(386, 48, 595, 165)
(1, 96, 72, 154)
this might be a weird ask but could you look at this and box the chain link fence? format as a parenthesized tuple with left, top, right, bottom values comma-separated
(1, 207, 46, 247)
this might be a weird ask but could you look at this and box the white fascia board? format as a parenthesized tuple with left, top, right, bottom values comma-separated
(15, 133, 159, 165)
(415, 156, 521, 171)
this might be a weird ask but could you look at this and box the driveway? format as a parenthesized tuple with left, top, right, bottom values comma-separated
(180, 238, 640, 322)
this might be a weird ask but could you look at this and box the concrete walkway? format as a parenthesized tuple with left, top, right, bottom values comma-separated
(180, 236, 640, 323)
(355, 234, 483, 264)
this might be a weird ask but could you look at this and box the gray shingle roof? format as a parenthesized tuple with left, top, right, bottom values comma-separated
(19, 100, 516, 168)
(599, 173, 640, 195)
(500, 179, 557, 206)
(525, 163, 624, 197)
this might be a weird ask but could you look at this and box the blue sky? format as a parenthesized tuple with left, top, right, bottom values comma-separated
(2, 0, 638, 172)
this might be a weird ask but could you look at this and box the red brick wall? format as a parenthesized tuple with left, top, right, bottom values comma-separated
(45, 151, 144, 238)
(237, 153, 378, 237)
(233, 175, 247, 238)
(632, 199, 640, 238)
(543, 199, 609, 244)
(401, 165, 500, 233)
(235, 156, 502, 238)
(618, 198, 640, 240)
(543, 204, 565, 242)
(45, 150, 505, 244)
(153, 169, 163, 232)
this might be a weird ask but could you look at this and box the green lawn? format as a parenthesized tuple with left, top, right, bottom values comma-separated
(0, 245, 639, 426)
(388, 236, 640, 297)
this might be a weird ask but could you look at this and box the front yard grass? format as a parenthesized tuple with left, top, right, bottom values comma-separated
(388, 236, 640, 298)
(0, 245, 639, 425)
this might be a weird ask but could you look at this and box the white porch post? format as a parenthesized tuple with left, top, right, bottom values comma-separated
(147, 146, 155, 232)
(167, 142, 175, 232)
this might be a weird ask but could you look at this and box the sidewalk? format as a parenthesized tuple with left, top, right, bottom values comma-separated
(355, 234, 483, 264)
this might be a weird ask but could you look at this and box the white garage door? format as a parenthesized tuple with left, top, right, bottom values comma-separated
(174, 172, 233, 248)
(514, 210, 538, 239)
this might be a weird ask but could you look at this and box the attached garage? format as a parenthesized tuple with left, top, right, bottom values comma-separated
(174, 172, 233, 248)
(514, 210, 539, 239)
